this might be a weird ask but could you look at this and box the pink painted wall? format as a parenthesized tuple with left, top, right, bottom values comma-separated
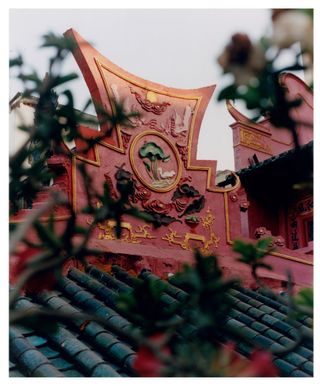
(229, 73, 313, 171)
(10, 30, 313, 290)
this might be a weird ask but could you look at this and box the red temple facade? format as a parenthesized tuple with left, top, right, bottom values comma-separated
(10, 29, 313, 291)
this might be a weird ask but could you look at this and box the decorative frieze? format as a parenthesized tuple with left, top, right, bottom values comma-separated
(239, 128, 272, 154)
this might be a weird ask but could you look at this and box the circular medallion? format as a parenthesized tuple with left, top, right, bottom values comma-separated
(129, 131, 182, 192)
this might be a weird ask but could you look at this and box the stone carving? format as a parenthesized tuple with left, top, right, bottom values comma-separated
(141, 199, 173, 215)
(114, 164, 135, 199)
(274, 236, 285, 247)
(254, 226, 286, 248)
(130, 88, 170, 115)
(141, 118, 163, 132)
(139, 105, 192, 140)
(176, 143, 189, 168)
(121, 131, 132, 150)
(131, 184, 151, 204)
(170, 106, 191, 138)
(239, 200, 250, 212)
(139, 141, 176, 189)
(112, 165, 179, 227)
(229, 193, 238, 202)
(172, 182, 205, 218)
(254, 227, 272, 239)
(130, 131, 181, 193)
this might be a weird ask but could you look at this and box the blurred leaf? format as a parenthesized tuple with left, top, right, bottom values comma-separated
(18, 71, 41, 86)
(51, 73, 78, 88)
(33, 220, 61, 250)
(294, 288, 313, 308)
(217, 84, 239, 101)
(41, 33, 76, 52)
(10, 54, 23, 68)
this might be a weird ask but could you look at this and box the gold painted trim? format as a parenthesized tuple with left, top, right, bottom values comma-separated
(10, 215, 71, 224)
(75, 143, 101, 167)
(129, 130, 182, 193)
(95, 58, 129, 155)
(270, 251, 313, 265)
(72, 156, 77, 212)
(96, 58, 203, 101)
(224, 192, 232, 245)
(227, 100, 271, 134)
(238, 127, 273, 155)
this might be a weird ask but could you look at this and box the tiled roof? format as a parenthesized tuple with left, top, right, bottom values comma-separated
(235, 141, 313, 204)
(10, 265, 313, 377)
(237, 141, 313, 177)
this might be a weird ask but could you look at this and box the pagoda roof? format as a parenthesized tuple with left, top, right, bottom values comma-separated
(236, 141, 313, 204)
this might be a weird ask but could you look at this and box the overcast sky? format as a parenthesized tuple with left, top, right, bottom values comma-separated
(9, 9, 273, 171)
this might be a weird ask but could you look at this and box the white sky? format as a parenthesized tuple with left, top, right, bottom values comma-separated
(9, 8, 273, 171)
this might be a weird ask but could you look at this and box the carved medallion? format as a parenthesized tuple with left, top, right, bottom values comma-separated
(130, 131, 182, 192)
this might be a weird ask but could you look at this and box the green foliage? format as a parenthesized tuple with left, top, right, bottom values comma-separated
(293, 287, 313, 319)
(143, 160, 151, 172)
(117, 276, 180, 336)
(10, 54, 23, 68)
(294, 287, 313, 308)
(170, 251, 238, 333)
(9, 26, 313, 377)
(233, 238, 274, 275)
(9, 32, 143, 310)
(118, 251, 238, 345)
(216, 21, 311, 149)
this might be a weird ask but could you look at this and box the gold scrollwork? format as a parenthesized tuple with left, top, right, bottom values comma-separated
(200, 207, 215, 231)
(240, 128, 272, 155)
(96, 220, 155, 243)
(162, 207, 220, 253)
